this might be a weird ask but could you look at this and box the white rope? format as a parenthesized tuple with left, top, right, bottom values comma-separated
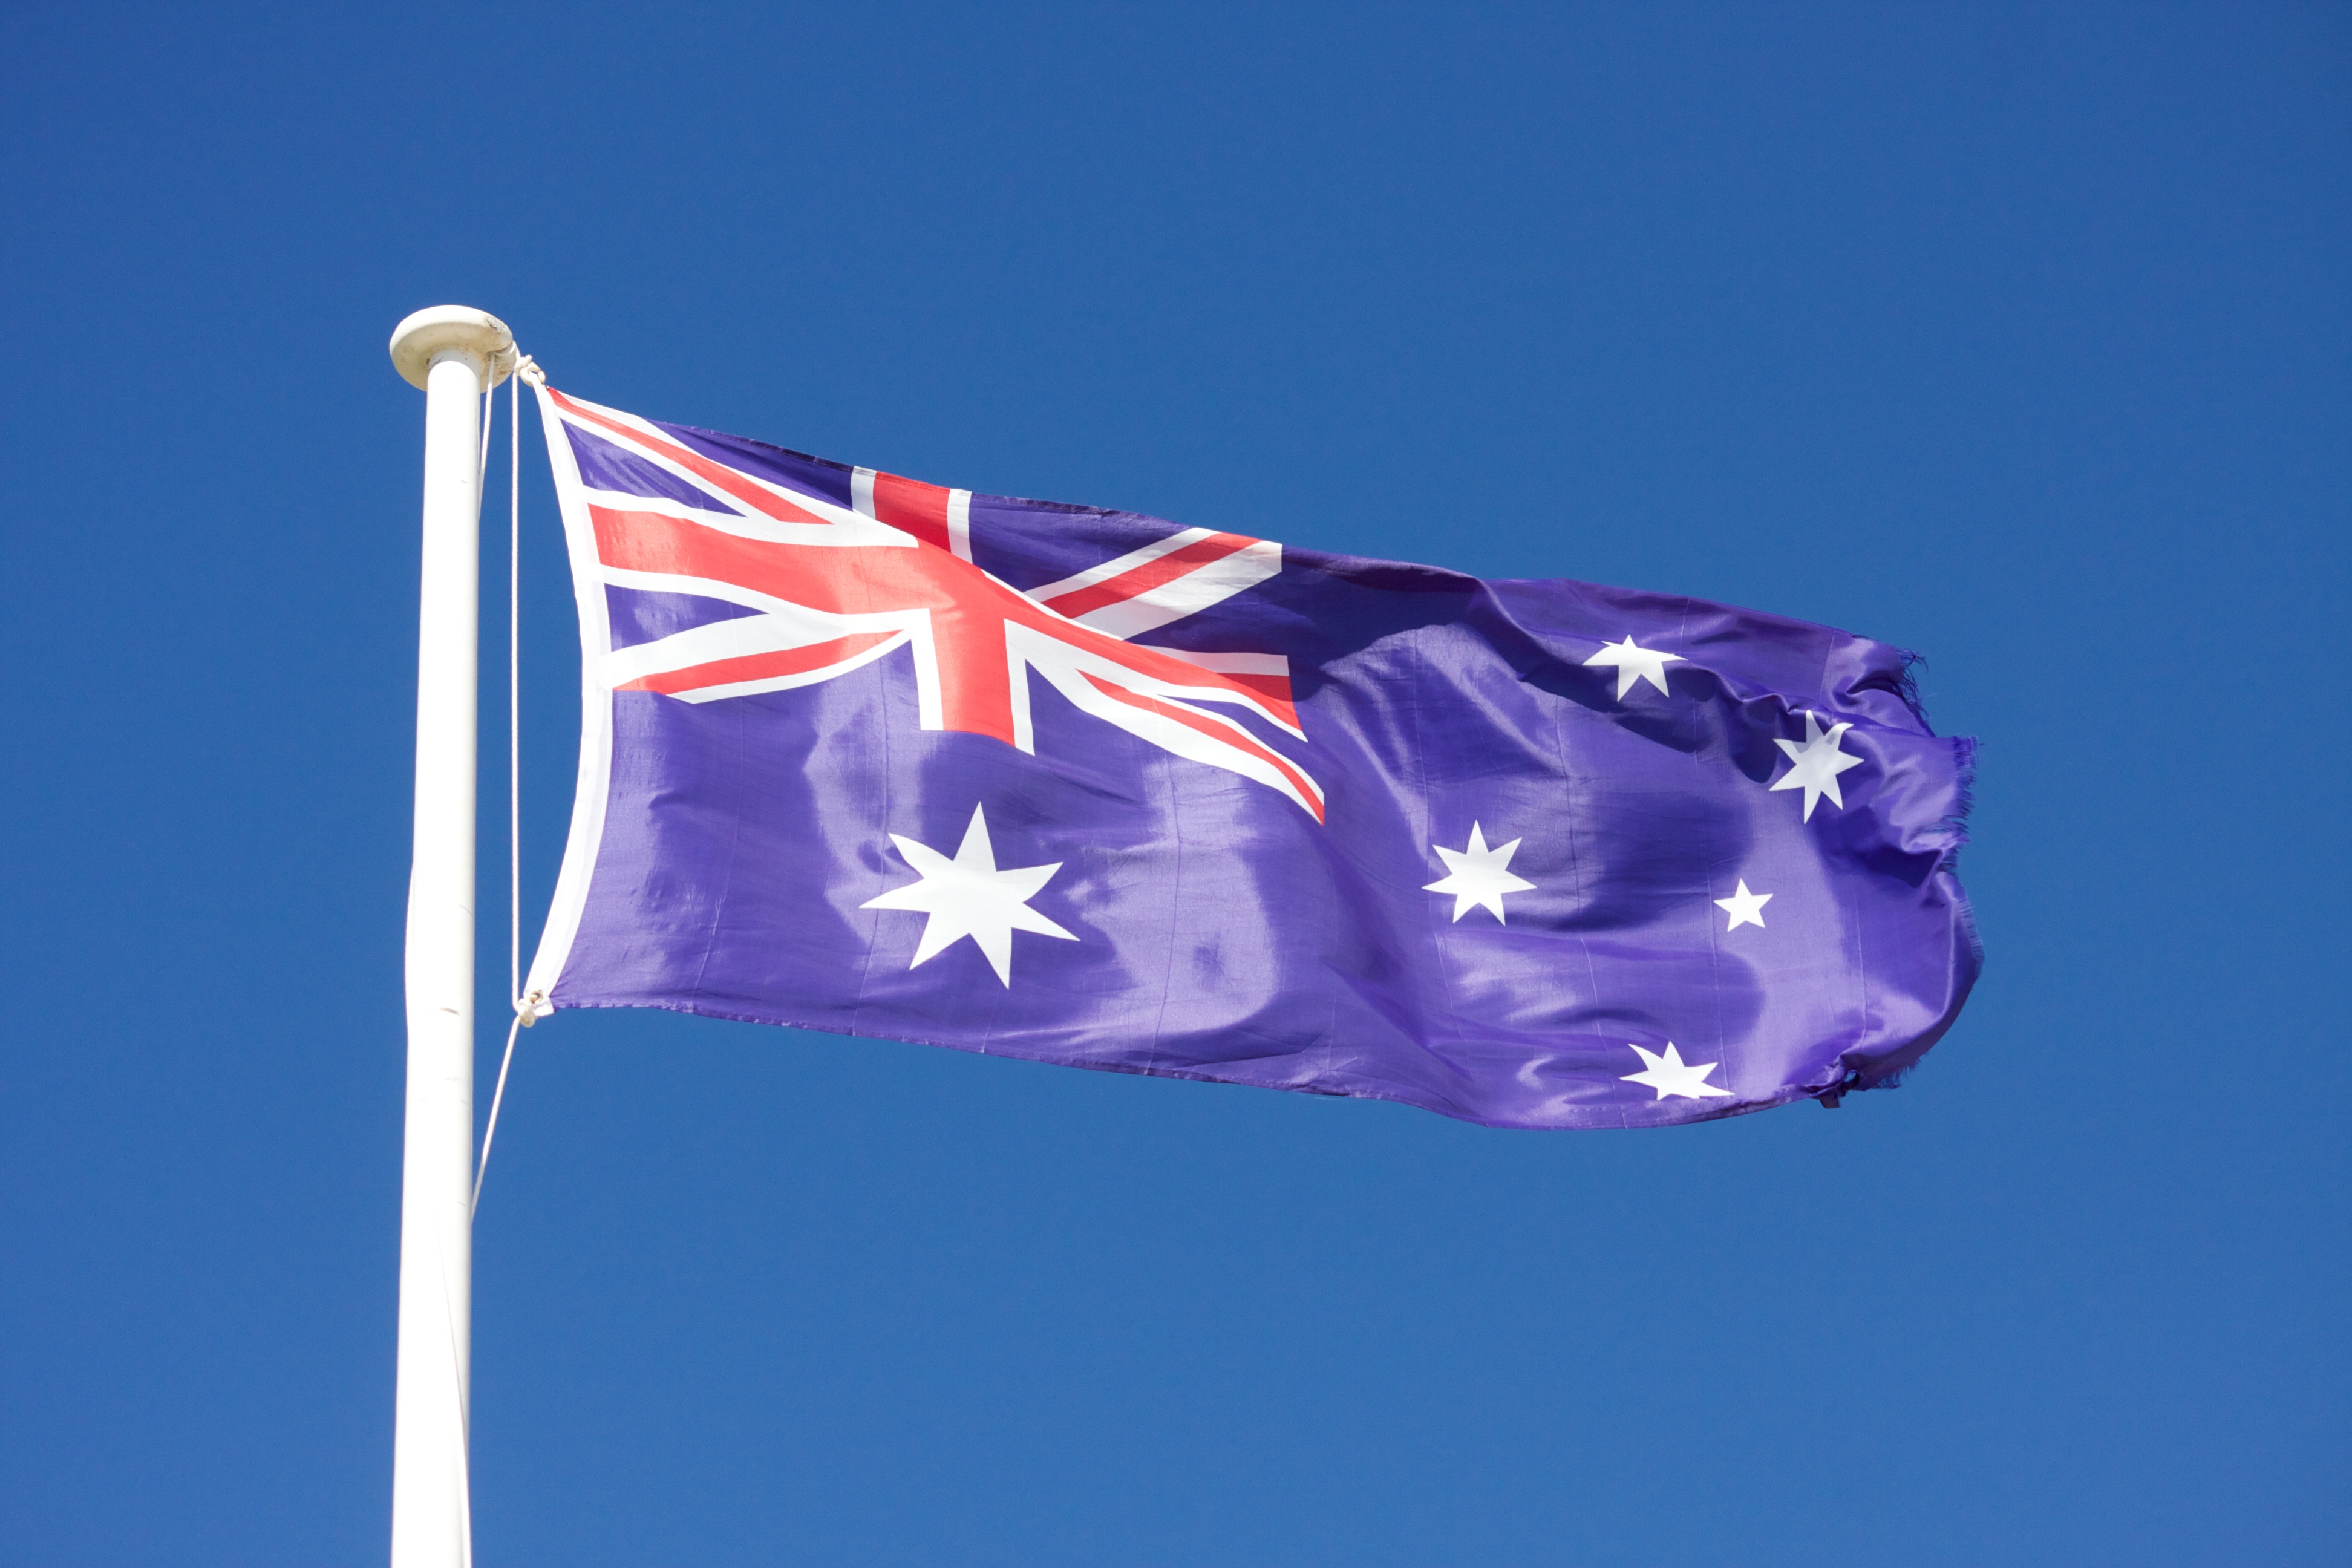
(475, 374, 494, 496)
(472, 1013, 524, 1218)
(472, 353, 540, 1220)
(510, 360, 522, 1009)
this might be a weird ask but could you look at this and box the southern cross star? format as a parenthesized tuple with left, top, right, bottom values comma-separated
(1770, 710, 1865, 821)
(1621, 1043, 1734, 1100)
(1582, 635, 1684, 700)
(862, 803, 1076, 985)
(1424, 823, 1536, 922)
(1714, 880, 1772, 931)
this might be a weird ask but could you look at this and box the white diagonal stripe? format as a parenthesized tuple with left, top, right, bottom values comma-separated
(1134, 647, 1290, 678)
(1025, 526, 1226, 604)
(1053, 539, 1282, 640)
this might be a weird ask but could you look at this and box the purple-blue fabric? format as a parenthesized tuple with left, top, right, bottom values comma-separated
(548, 421, 1979, 1129)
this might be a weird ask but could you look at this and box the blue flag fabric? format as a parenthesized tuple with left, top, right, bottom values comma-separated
(523, 385, 1979, 1129)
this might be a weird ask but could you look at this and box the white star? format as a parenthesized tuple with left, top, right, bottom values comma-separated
(1423, 822, 1537, 922)
(1769, 710, 1865, 821)
(861, 804, 1077, 985)
(1583, 635, 1684, 699)
(1714, 880, 1772, 931)
(1621, 1042, 1734, 1101)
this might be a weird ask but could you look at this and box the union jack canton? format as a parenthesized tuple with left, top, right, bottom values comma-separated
(524, 385, 1979, 1129)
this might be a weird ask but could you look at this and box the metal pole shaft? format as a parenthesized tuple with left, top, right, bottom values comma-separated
(387, 307, 512, 1568)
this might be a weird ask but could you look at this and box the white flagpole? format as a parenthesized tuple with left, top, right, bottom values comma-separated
(387, 305, 515, 1568)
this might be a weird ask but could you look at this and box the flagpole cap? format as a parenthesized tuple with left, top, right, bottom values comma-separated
(390, 305, 518, 390)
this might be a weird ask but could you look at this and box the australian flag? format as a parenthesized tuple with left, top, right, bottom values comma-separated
(522, 385, 1979, 1129)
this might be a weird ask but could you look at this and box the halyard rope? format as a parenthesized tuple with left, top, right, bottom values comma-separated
(509, 359, 523, 1016)
(473, 353, 541, 1219)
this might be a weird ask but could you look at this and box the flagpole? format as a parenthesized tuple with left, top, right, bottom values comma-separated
(387, 305, 515, 1568)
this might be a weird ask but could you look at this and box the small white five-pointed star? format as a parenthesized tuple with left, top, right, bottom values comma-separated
(1714, 880, 1772, 931)
(1582, 635, 1685, 699)
(1770, 710, 1865, 820)
(1621, 1042, 1734, 1100)
(1424, 823, 1536, 922)
(861, 803, 1076, 985)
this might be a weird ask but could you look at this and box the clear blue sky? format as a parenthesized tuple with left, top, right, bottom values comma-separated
(3, 5, 2345, 1563)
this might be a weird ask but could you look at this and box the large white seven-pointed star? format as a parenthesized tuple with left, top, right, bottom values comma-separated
(861, 804, 1076, 985)
(1582, 635, 1685, 699)
(1770, 710, 1866, 820)
(1621, 1043, 1734, 1100)
(1424, 823, 1536, 922)
(1714, 880, 1772, 932)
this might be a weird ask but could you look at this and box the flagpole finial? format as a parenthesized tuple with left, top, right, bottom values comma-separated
(390, 304, 517, 390)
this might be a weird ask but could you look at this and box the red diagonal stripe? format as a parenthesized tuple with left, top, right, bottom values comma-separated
(551, 388, 828, 526)
(1080, 672, 1323, 822)
(1217, 672, 1297, 731)
(618, 633, 900, 695)
(1043, 532, 1257, 620)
